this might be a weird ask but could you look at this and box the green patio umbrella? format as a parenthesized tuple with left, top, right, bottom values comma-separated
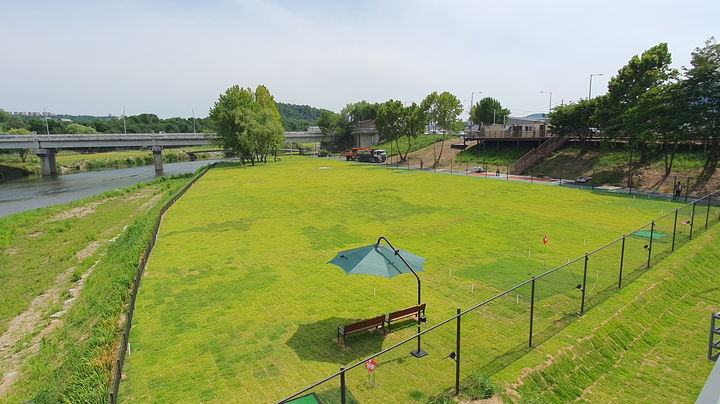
(328, 236, 428, 357)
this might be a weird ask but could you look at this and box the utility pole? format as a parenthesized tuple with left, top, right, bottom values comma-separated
(192, 108, 196, 134)
(589, 73, 603, 100)
(123, 106, 127, 134)
(43, 108, 50, 135)
(540, 91, 552, 115)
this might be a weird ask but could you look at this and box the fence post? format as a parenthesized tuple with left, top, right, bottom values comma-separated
(340, 367, 346, 404)
(506, 165, 509, 181)
(706, 194, 712, 229)
(618, 236, 626, 288)
(685, 177, 690, 202)
(450, 161, 453, 174)
(455, 308, 461, 396)
(465, 162, 468, 176)
(690, 202, 696, 240)
(560, 168, 563, 186)
(672, 209, 678, 252)
(529, 277, 536, 347)
(580, 253, 589, 314)
(647, 221, 655, 268)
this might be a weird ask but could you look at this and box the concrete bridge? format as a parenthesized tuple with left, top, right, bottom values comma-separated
(0, 131, 331, 175)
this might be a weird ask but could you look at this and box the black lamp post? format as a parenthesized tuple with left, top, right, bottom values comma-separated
(376, 236, 427, 358)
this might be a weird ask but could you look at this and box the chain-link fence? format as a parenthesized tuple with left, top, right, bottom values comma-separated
(278, 190, 720, 404)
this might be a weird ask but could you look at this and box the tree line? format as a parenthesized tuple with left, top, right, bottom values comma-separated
(0, 103, 326, 136)
(550, 38, 720, 180)
(318, 93, 466, 167)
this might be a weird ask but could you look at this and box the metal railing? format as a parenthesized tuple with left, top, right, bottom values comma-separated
(278, 190, 720, 403)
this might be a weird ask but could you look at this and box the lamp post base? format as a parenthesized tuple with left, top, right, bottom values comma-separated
(411, 349, 428, 358)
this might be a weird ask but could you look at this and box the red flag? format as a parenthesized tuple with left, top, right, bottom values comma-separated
(543, 235, 549, 245)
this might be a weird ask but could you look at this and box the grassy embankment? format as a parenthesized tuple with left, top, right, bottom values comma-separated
(530, 145, 717, 192)
(492, 222, 720, 403)
(0, 146, 216, 179)
(376, 134, 446, 157)
(120, 158, 684, 403)
(455, 142, 535, 167)
(0, 171, 203, 403)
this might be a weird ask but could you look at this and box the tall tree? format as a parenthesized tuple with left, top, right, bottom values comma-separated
(375, 100, 425, 162)
(470, 97, 510, 126)
(683, 37, 720, 178)
(342, 101, 379, 123)
(318, 110, 351, 149)
(420, 91, 463, 167)
(596, 43, 675, 162)
(208, 85, 284, 165)
(549, 99, 598, 151)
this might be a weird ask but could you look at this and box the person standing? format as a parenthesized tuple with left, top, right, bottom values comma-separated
(674, 181, 683, 200)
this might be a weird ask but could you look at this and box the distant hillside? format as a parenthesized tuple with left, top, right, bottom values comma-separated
(277, 102, 329, 131)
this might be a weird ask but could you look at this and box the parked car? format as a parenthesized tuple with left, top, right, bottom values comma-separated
(575, 175, 592, 183)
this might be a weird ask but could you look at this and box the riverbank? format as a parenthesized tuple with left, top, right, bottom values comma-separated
(0, 159, 227, 218)
(0, 170, 201, 402)
(0, 146, 219, 180)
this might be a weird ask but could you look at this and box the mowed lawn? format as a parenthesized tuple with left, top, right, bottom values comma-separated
(120, 158, 682, 403)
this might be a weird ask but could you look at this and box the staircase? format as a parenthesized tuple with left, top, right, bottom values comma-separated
(509, 135, 569, 175)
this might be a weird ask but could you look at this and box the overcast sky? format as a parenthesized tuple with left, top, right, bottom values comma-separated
(1, 0, 717, 119)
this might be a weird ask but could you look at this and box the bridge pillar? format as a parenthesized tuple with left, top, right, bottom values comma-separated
(35, 148, 58, 176)
(152, 146, 163, 172)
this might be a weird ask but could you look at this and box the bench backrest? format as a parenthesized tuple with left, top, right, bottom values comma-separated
(388, 303, 426, 321)
(345, 315, 385, 333)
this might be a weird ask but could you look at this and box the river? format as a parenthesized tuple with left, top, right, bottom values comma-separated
(0, 160, 228, 218)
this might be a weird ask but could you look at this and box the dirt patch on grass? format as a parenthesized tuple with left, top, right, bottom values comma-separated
(405, 137, 465, 168)
(76, 241, 102, 261)
(47, 200, 104, 222)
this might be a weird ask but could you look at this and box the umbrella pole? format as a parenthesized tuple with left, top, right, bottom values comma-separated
(377, 236, 428, 358)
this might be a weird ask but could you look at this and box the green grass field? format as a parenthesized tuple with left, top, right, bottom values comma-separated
(119, 158, 687, 403)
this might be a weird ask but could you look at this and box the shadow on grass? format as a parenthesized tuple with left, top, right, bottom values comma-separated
(286, 317, 388, 364)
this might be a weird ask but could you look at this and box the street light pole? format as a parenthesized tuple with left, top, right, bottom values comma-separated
(470, 91, 482, 132)
(540, 91, 552, 115)
(589, 73, 603, 100)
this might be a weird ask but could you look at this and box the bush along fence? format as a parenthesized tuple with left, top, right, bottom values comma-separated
(108, 163, 216, 404)
(278, 190, 720, 403)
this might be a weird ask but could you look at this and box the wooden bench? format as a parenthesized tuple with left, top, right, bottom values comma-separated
(386, 303, 426, 330)
(337, 315, 386, 347)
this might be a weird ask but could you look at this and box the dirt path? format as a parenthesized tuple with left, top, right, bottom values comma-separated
(404, 137, 465, 168)
(0, 224, 130, 397)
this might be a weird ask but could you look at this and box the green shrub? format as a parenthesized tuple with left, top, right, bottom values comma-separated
(464, 375, 497, 400)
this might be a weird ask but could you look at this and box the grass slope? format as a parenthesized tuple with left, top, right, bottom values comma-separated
(530, 146, 718, 193)
(494, 223, 720, 403)
(119, 158, 684, 403)
(0, 174, 199, 403)
(377, 135, 446, 156)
